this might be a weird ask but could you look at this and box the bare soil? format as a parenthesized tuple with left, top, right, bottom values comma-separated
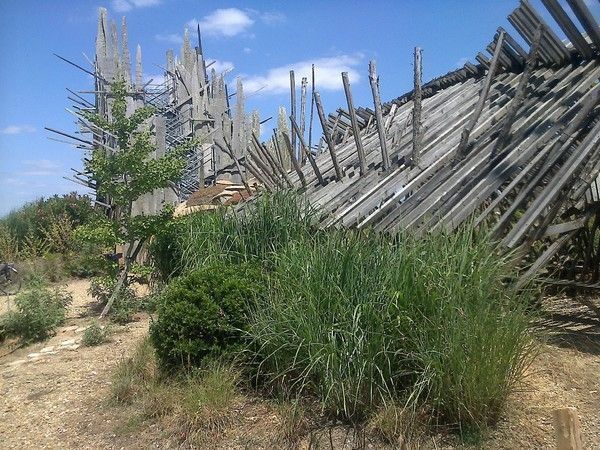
(1, 281, 598, 449)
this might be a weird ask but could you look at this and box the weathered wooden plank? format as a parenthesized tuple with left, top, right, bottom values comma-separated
(341, 71, 366, 175)
(542, 0, 594, 59)
(411, 47, 423, 167)
(566, 0, 600, 49)
(368, 60, 391, 171)
(289, 118, 325, 186)
(314, 91, 343, 180)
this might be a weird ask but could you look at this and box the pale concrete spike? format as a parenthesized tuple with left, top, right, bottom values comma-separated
(210, 68, 218, 98)
(109, 20, 119, 80)
(181, 28, 193, 72)
(121, 17, 131, 85)
(166, 49, 175, 73)
(135, 45, 143, 90)
(232, 77, 245, 158)
(190, 60, 202, 118)
(277, 106, 292, 170)
(251, 110, 260, 142)
(96, 8, 108, 60)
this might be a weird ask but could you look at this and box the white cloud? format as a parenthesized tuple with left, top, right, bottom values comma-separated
(19, 159, 61, 176)
(155, 33, 183, 45)
(188, 8, 254, 38)
(0, 124, 36, 135)
(208, 59, 234, 74)
(112, 0, 161, 13)
(242, 54, 363, 95)
(243, 47, 252, 54)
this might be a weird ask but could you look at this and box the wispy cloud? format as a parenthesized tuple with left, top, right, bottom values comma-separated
(155, 33, 183, 45)
(0, 124, 36, 135)
(242, 54, 363, 96)
(188, 8, 254, 38)
(111, 0, 161, 13)
(19, 159, 61, 177)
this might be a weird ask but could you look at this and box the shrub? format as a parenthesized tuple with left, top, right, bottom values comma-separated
(82, 320, 110, 346)
(0, 279, 72, 342)
(249, 227, 535, 431)
(150, 262, 266, 370)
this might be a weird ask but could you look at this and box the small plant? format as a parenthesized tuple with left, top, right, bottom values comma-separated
(111, 337, 157, 403)
(89, 275, 137, 323)
(0, 279, 72, 342)
(82, 320, 110, 346)
(367, 402, 414, 446)
(150, 262, 266, 370)
(276, 400, 308, 444)
(180, 360, 239, 434)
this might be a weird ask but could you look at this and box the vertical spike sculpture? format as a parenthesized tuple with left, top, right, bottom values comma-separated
(277, 106, 292, 171)
(110, 20, 120, 80)
(232, 78, 246, 168)
(135, 45, 143, 91)
(121, 17, 131, 86)
(95, 8, 108, 77)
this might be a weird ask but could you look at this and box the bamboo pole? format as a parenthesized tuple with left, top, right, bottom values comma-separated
(456, 30, 506, 160)
(314, 91, 343, 180)
(341, 71, 367, 175)
(411, 47, 423, 166)
(368, 61, 391, 170)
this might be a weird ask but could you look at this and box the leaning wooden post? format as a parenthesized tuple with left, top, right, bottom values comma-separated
(247, 145, 283, 189)
(314, 91, 343, 180)
(368, 60, 391, 171)
(289, 70, 297, 159)
(279, 129, 307, 187)
(491, 26, 543, 159)
(252, 133, 294, 188)
(290, 116, 325, 185)
(554, 407, 583, 450)
(300, 76, 308, 164)
(341, 71, 367, 176)
(411, 47, 423, 167)
(308, 64, 316, 159)
(456, 30, 505, 160)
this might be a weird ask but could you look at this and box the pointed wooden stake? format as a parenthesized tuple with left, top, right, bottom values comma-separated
(342, 72, 367, 176)
(314, 91, 343, 180)
(368, 60, 391, 171)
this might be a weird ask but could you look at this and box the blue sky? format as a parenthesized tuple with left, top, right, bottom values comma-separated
(1, 0, 598, 216)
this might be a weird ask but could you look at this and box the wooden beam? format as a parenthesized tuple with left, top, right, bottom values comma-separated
(542, 0, 594, 59)
(566, 0, 600, 49)
(368, 60, 391, 170)
(341, 72, 366, 175)
(300, 77, 308, 165)
(289, 116, 325, 185)
(456, 30, 505, 160)
(411, 47, 423, 166)
(289, 70, 297, 159)
(314, 91, 343, 180)
(491, 26, 543, 159)
(280, 130, 306, 187)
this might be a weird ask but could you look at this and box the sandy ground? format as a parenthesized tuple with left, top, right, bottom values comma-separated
(0, 281, 598, 449)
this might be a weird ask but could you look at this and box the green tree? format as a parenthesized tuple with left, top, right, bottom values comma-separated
(78, 80, 192, 318)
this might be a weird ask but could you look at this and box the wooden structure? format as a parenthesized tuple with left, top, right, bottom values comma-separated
(244, 0, 600, 289)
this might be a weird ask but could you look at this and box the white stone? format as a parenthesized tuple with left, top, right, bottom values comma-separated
(27, 353, 41, 359)
(40, 346, 55, 353)
(60, 339, 76, 347)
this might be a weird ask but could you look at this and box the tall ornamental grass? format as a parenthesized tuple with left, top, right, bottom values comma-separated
(249, 225, 536, 432)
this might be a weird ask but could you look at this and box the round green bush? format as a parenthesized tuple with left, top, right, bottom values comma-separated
(150, 263, 266, 369)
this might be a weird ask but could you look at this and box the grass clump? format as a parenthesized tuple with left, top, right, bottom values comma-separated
(0, 278, 72, 343)
(150, 262, 266, 370)
(249, 225, 535, 433)
(82, 320, 110, 346)
(111, 336, 158, 403)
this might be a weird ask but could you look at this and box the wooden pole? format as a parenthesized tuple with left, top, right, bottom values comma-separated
(247, 145, 283, 189)
(280, 129, 307, 187)
(456, 30, 505, 160)
(289, 70, 297, 159)
(554, 407, 583, 450)
(308, 64, 316, 156)
(290, 116, 325, 186)
(368, 60, 391, 170)
(243, 158, 274, 191)
(491, 26, 543, 159)
(272, 129, 284, 167)
(411, 47, 423, 167)
(214, 140, 252, 194)
(314, 91, 343, 180)
(341, 71, 367, 176)
(252, 133, 294, 188)
(300, 77, 308, 165)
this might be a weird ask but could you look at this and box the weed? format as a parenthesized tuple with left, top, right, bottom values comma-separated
(111, 337, 158, 403)
(82, 320, 110, 346)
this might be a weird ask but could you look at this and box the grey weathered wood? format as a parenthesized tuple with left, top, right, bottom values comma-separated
(456, 30, 505, 160)
(289, 70, 297, 159)
(368, 60, 391, 170)
(308, 64, 316, 154)
(314, 91, 343, 180)
(341, 71, 366, 175)
(491, 26, 543, 158)
(542, 0, 594, 59)
(247, 144, 283, 189)
(290, 116, 325, 185)
(214, 140, 252, 194)
(411, 47, 423, 166)
(252, 132, 293, 188)
(300, 77, 308, 164)
(566, 0, 600, 49)
(280, 130, 307, 187)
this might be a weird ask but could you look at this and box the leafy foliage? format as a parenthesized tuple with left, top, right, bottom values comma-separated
(0, 278, 72, 343)
(82, 320, 110, 346)
(150, 263, 266, 370)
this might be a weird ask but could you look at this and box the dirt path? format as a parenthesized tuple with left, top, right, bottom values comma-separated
(0, 280, 150, 449)
(0, 283, 598, 449)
